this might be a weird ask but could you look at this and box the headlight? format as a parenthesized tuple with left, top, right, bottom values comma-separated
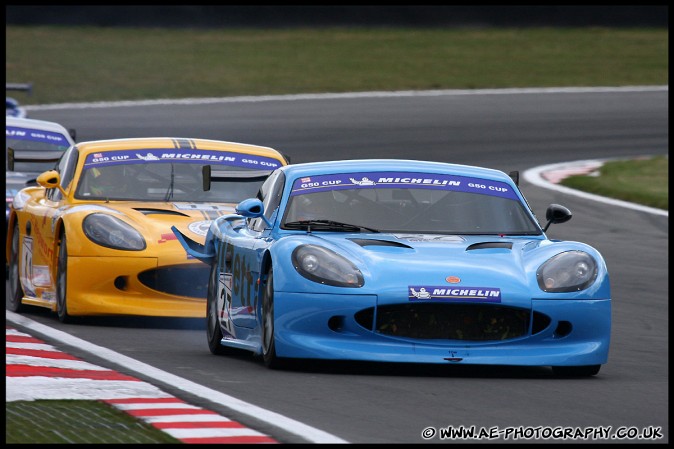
(82, 214, 146, 251)
(292, 244, 364, 288)
(536, 250, 598, 293)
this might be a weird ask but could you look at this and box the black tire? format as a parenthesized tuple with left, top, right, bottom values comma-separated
(8, 222, 26, 313)
(207, 263, 230, 355)
(552, 365, 601, 377)
(261, 266, 284, 369)
(56, 231, 75, 323)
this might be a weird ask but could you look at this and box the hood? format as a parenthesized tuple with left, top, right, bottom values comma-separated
(308, 232, 547, 306)
(99, 201, 236, 238)
(6, 171, 37, 191)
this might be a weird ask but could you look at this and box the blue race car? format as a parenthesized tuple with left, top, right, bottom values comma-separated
(172, 159, 611, 376)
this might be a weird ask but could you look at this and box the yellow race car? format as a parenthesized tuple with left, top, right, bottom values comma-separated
(6, 137, 288, 322)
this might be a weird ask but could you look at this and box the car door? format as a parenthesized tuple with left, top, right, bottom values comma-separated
(19, 146, 78, 298)
(226, 169, 285, 329)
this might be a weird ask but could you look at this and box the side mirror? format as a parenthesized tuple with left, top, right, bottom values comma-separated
(202, 165, 211, 191)
(36, 170, 61, 189)
(236, 198, 272, 228)
(543, 204, 572, 232)
(36, 170, 67, 197)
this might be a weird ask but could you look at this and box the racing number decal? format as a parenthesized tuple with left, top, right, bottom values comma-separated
(217, 240, 255, 325)
(232, 253, 254, 308)
(20, 237, 36, 297)
(218, 272, 235, 338)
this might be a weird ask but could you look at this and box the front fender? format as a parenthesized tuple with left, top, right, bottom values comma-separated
(171, 225, 215, 265)
(171, 213, 246, 265)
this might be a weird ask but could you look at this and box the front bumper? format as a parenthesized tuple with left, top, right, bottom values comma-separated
(273, 292, 611, 366)
(64, 256, 208, 317)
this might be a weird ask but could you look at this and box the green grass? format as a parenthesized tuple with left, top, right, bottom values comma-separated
(6, 400, 182, 444)
(561, 156, 668, 210)
(6, 26, 668, 104)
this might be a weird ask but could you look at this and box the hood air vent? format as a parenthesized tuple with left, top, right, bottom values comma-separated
(466, 242, 513, 251)
(133, 208, 190, 216)
(349, 238, 413, 249)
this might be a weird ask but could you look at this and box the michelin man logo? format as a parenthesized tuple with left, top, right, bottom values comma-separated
(136, 152, 160, 161)
(350, 176, 376, 186)
(410, 287, 431, 299)
(188, 220, 212, 236)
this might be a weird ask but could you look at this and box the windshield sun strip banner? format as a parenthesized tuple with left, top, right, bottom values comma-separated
(291, 172, 519, 201)
(6, 126, 70, 146)
(409, 286, 502, 302)
(83, 149, 283, 170)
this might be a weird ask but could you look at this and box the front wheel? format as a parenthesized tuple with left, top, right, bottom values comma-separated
(8, 222, 26, 313)
(552, 365, 601, 377)
(56, 231, 76, 323)
(261, 266, 284, 369)
(207, 263, 230, 355)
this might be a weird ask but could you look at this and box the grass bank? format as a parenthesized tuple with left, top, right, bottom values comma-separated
(561, 156, 668, 210)
(6, 400, 181, 444)
(6, 26, 668, 105)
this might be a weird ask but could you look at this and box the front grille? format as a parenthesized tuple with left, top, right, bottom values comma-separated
(354, 303, 530, 341)
(137, 264, 210, 299)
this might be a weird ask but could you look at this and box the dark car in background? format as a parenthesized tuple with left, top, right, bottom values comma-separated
(6, 83, 32, 118)
(6, 116, 76, 222)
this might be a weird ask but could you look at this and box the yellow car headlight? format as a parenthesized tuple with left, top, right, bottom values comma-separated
(82, 213, 146, 251)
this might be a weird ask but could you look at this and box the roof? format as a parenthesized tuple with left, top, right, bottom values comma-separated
(279, 159, 512, 183)
(74, 137, 285, 160)
(6, 116, 74, 144)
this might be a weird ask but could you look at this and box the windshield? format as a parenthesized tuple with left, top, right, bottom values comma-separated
(6, 126, 71, 173)
(282, 171, 541, 235)
(75, 148, 282, 202)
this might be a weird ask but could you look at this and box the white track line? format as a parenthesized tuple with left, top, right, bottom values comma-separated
(6, 311, 349, 444)
(524, 159, 668, 217)
(25, 85, 668, 111)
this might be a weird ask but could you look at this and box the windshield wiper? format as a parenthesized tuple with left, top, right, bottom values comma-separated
(284, 219, 380, 233)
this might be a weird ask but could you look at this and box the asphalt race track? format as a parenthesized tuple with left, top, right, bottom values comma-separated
(7, 88, 668, 443)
